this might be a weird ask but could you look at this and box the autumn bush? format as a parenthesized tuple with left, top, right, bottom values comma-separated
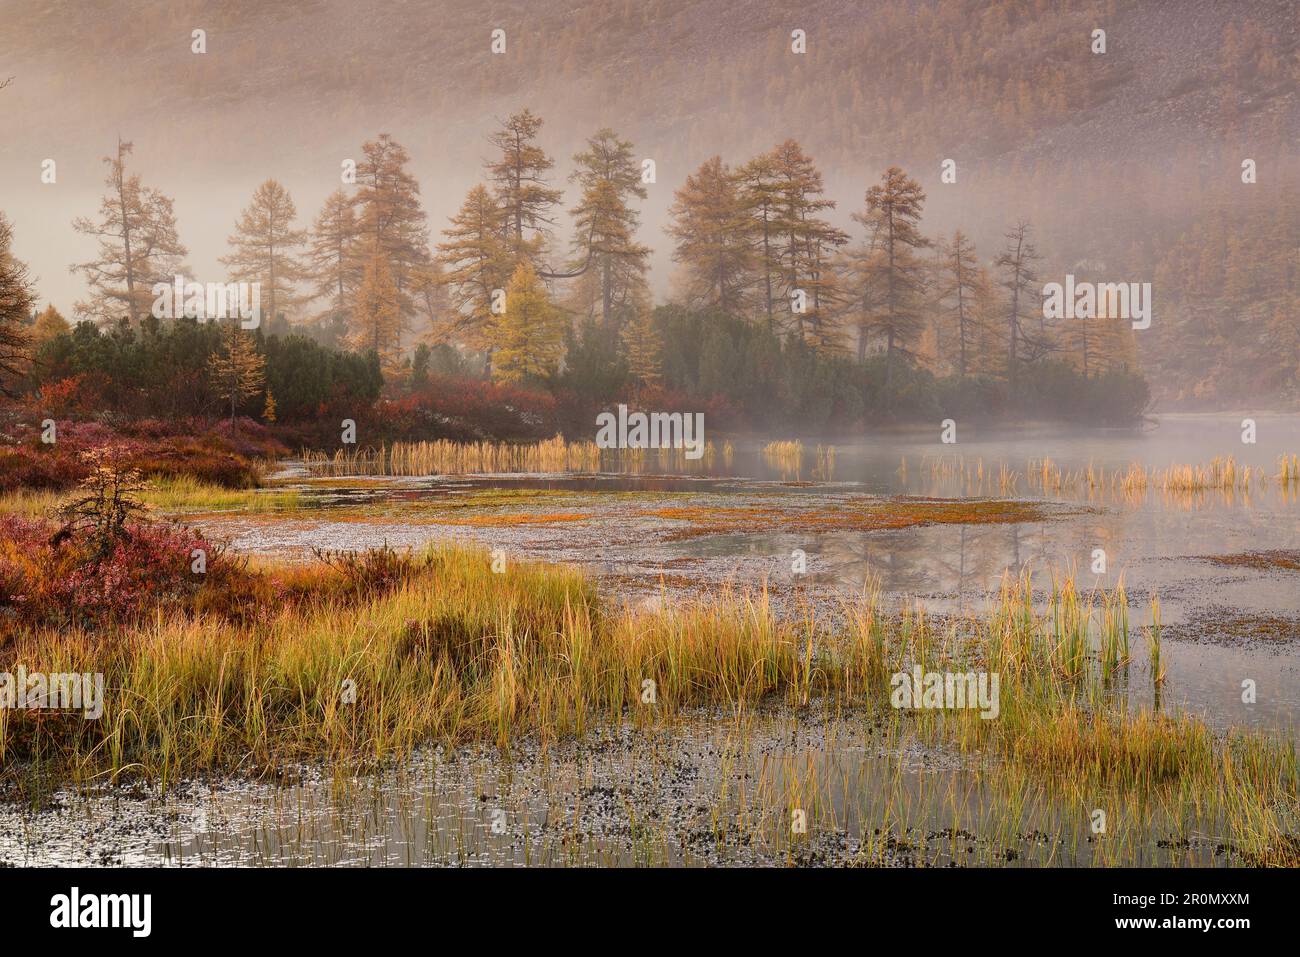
(0, 415, 280, 493)
(373, 375, 560, 442)
(0, 444, 84, 492)
(0, 513, 441, 641)
(0, 516, 225, 634)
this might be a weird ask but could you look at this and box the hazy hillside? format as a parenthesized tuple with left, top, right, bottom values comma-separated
(1, 0, 1297, 404)
(4, 1, 1295, 154)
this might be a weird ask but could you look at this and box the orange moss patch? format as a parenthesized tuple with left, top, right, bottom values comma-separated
(639, 498, 1051, 540)
(1200, 551, 1300, 572)
(442, 512, 593, 527)
(639, 506, 784, 522)
(188, 507, 595, 530)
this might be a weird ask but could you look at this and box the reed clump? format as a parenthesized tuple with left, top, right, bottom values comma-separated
(917, 453, 1299, 502)
(300, 435, 732, 477)
(762, 440, 804, 477)
(301, 435, 603, 476)
(1278, 453, 1300, 484)
(812, 445, 836, 481)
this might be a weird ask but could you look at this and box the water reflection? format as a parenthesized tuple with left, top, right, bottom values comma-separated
(0, 712, 1254, 868)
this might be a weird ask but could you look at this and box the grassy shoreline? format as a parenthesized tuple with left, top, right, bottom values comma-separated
(0, 476, 303, 518)
(0, 542, 1294, 863)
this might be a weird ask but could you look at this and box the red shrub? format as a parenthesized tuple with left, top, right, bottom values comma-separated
(377, 376, 559, 442)
(29, 376, 95, 417)
(0, 418, 270, 492)
(0, 516, 249, 634)
(0, 444, 89, 492)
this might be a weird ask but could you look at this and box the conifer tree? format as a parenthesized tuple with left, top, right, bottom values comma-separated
(438, 185, 512, 362)
(1088, 285, 1139, 374)
(802, 232, 848, 352)
(994, 221, 1048, 389)
(737, 152, 782, 326)
(850, 166, 930, 381)
(971, 266, 1005, 376)
(350, 242, 404, 374)
(208, 318, 266, 423)
(621, 291, 663, 389)
(72, 139, 187, 324)
(0, 212, 35, 395)
(936, 230, 983, 376)
(668, 156, 755, 315)
(487, 109, 564, 266)
(32, 304, 69, 346)
(16, 303, 68, 385)
(220, 179, 308, 327)
(766, 140, 848, 347)
(306, 189, 362, 331)
(410, 258, 450, 343)
(490, 260, 566, 384)
(410, 343, 431, 391)
(352, 134, 429, 316)
(567, 128, 650, 326)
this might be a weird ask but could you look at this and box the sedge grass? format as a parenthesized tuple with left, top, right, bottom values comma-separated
(0, 476, 301, 519)
(0, 546, 1293, 862)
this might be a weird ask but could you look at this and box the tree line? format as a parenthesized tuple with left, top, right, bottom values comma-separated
(0, 107, 1149, 429)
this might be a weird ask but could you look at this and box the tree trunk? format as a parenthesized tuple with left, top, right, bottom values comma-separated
(602, 253, 612, 326)
(117, 140, 137, 324)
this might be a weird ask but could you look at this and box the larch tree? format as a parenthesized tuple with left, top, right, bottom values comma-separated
(971, 265, 1005, 377)
(566, 128, 650, 326)
(737, 151, 783, 327)
(936, 230, 983, 376)
(437, 184, 513, 367)
(621, 290, 663, 389)
(22, 303, 69, 383)
(71, 139, 187, 325)
(220, 179, 308, 327)
(489, 260, 566, 384)
(306, 189, 362, 341)
(208, 318, 266, 424)
(668, 156, 755, 315)
(0, 212, 35, 395)
(487, 109, 564, 268)
(851, 166, 930, 384)
(350, 241, 405, 374)
(409, 257, 450, 343)
(32, 304, 70, 348)
(1080, 284, 1139, 375)
(352, 134, 429, 317)
(801, 231, 849, 353)
(768, 140, 848, 348)
(994, 221, 1048, 390)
